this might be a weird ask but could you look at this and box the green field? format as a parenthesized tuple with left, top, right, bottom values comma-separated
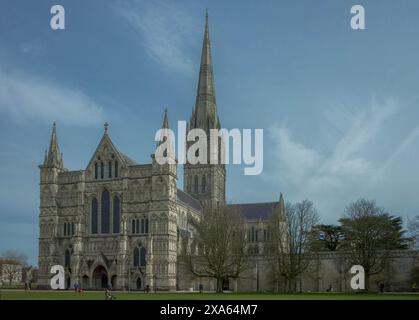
(1, 290, 418, 300)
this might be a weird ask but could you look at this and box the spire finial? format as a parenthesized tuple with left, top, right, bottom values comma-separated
(45, 121, 63, 169)
(162, 108, 169, 129)
(104, 122, 109, 134)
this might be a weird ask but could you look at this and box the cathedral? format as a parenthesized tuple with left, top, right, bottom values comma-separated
(37, 14, 284, 291)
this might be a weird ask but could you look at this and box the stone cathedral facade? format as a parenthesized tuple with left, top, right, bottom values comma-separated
(38, 14, 419, 293)
(39, 16, 279, 290)
(37, 15, 285, 291)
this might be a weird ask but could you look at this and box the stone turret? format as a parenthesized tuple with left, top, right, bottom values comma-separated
(150, 109, 178, 290)
(38, 122, 65, 288)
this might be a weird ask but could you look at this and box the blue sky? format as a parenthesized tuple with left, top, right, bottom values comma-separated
(1, 0, 419, 265)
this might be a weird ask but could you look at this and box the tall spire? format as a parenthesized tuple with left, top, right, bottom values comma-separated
(190, 11, 220, 132)
(45, 122, 63, 169)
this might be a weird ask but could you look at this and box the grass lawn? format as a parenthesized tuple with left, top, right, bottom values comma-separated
(1, 290, 418, 300)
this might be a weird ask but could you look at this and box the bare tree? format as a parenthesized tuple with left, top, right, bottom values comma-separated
(0, 250, 28, 286)
(340, 199, 409, 291)
(0, 260, 22, 285)
(1, 250, 28, 266)
(268, 198, 319, 293)
(183, 205, 248, 293)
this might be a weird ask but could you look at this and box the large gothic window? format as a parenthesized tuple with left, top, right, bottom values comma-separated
(133, 247, 140, 267)
(133, 247, 146, 267)
(113, 196, 120, 233)
(202, 175, 206, 193)
(91, 198, 98, 234)
(101, 190, 110, 234)
(64, 249, 71, 268)
(194, 175, 198, 193)
(140, 247, 146, 267)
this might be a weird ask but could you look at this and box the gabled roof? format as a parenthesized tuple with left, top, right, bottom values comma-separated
(177, 189, 202, 212)
(228, 202, 279, 220)
(86, 129, 138, 169)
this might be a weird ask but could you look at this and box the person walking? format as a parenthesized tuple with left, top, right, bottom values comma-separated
(105, 287, 114, 300)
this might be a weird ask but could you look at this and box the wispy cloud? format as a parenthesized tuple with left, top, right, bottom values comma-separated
(0, 66, 105, 126)
(19, 38, 46, 56)
(373, 123, 419, 183)
(117, 0, 198, 74)
(267, 98, 413, 220)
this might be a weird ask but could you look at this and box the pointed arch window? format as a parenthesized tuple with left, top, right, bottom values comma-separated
(133, 247, 140, 267)
(100, 162, 104, 179)
(64, 249, 71, 268)
(108, 161, 112, 178)
(115, 161, 119, 178)
(113, 196, 120, 233)
(140, 247, 146, 267)
(194, 175, 198, 193)
(202, 175, 206, 193)
(94, 163, 98, 179)
(101, 190, 110, 234)
(133, 247, 146, 267)
(91, 198, 98, 234)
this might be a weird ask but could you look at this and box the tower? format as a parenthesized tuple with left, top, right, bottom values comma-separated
(184, 13, 226, 208)
(38, 122, 65, 288)
(150, 110, 178, 290)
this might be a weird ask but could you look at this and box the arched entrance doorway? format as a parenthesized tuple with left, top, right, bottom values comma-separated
(82, 275, 89, 290)
(92, 265, 108, 290)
